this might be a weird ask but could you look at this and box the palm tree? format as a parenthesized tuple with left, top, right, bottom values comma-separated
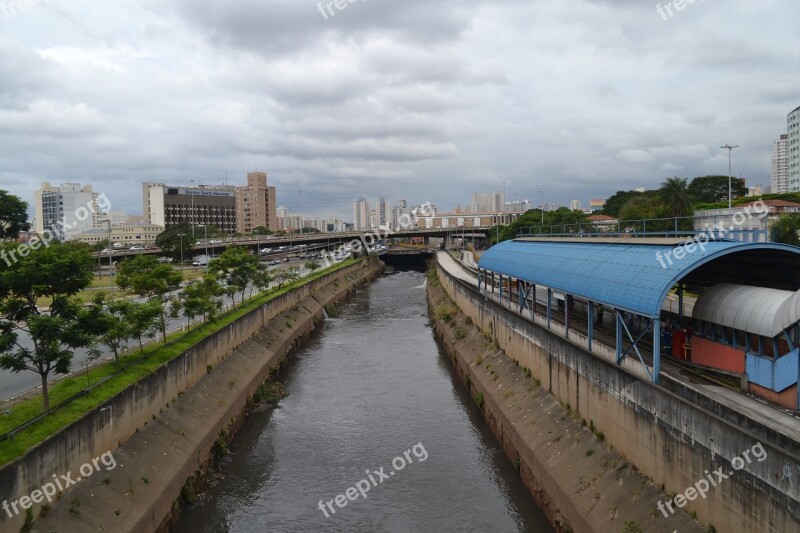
(771, 214, 800, 246)
(658, 177, 691, 218)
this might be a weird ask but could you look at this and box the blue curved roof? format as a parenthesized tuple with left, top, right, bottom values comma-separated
(478, 239, 800, 318)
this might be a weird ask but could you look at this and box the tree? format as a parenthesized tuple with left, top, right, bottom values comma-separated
(687, 175, 747, 205)
(659, 177, 692, 218)
(115, 255, 183, 342)
(172, 276, 223, 327)
(275, 267, 300, 288)
(87, 293, 134, 363)
(0, 242, 98, 410)
(601, 190, 647, 218)
(252, 266, 273, 297)
(127, 301, 162, 353)
(155, 223, 197, 262)
(208, 246, 259, 305)
(618, 192, 671, 231)
(93, 239, 111, 252)
(252, 226, 273, 236)
(0, 190, 30, 240)
(771, 214, 800, 246)
(304, 261, 321, 273)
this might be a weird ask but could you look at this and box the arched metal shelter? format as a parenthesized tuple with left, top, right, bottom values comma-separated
(477, 237, 800, 386)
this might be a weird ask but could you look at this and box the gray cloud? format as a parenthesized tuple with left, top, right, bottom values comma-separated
(0, 0, 797, 222)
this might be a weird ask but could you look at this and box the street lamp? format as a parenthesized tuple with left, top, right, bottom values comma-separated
(177, 233, 185, 274)
(103, 219, 113, 298)
(539, 190, 544, 227)
(189, 179, 196, 238)
(198, 225, 208, 272)
(721, 144, 740, 209)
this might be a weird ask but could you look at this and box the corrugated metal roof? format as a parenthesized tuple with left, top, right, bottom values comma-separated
(692, 284, 794, 337)
(478, 239, 800, 318)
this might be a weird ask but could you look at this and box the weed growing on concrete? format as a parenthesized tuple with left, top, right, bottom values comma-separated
(253, 382, 288, 405)
(475, 355, 483, 366)
(180, 475, 197, 505)
(586, 448, 595, 457)
(623, 521, 643, 533)
(69, 497, 81, 516)
(206, 364, 213, 374)
(455, 325, 468, 339)
(475, 392, 485, 409)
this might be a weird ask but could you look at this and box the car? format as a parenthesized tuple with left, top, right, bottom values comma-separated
(209, 239, 222, 244)
(145, 244, 158, 250)
(100, 248, 111, 254)
(129, 246, 144, 251)
(281, 257, 289, 263)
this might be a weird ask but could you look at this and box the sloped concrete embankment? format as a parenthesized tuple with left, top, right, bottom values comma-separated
(0, 259, 382, 533)
(427, 270, 702, 533)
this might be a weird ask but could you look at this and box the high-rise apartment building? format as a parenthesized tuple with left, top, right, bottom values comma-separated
(470, 192, 504, 214)
(377, 197, 388, 227)
(788, 106, 800, 192)
(353, 197, 370, 230)
(772, 134, 789, 194)
(34, 182, 105, 241)
(235, 172, 277, 234)
(391, 199, 409, 230)
(143, 182, 237, 233)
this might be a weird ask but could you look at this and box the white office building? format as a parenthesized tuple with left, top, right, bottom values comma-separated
(788, 106, 800, 191)
(34, 182, 106, 242)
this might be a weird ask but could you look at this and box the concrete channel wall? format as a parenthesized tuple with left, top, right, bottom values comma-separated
(0, 259, 382, 532)
(437, 262, 800, 533)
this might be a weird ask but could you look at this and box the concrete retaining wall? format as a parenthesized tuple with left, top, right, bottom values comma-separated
(437, 263, 800, 533)
(0, 259, 379, 531)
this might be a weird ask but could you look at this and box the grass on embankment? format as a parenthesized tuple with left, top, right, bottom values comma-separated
(0, 259, 360, 466)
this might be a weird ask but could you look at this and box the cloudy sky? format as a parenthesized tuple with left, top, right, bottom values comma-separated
(1, 0, 798, 220)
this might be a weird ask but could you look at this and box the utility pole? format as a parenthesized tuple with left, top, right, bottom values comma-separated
(178, 233, 185, 274)
(189, 179, 196, 238)
(105, 219, 113, 298)
(721, 144, 740, 209)
(539, 190, 544, 227)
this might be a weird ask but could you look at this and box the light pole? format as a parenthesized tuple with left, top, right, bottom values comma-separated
(105, 219, 113, 298)
(198, 225, 208, 272)
(178, 233, 185, 274)
(189, 179, 196, 238)
(721, 144, 740, 209)
(539, 190, 544, 227)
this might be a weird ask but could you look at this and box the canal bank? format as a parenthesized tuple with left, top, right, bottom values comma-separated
(172, 267, 553, 532)
(427, 266, 702, 533)
(26, 258, 383, 533)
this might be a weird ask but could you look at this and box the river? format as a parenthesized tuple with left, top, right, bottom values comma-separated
(172, 268, 553, 532)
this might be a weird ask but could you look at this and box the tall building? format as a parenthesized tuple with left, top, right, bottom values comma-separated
(772, 134, 789, 194)
(352, 197, 370, 230)
(143, 182, 237, 233)
(570, 200, 582, 211)
(788, 106, 800, 192)
(34, 182, 105, 241)
(377, 197, 388, 227)
(391, 199, 409, 230)
(235, 172, 277, 234)
(470, 192, 504, 214)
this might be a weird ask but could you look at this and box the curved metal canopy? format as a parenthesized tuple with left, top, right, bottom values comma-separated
(691, 283, 800, 338)
(478, 239, 800, 318)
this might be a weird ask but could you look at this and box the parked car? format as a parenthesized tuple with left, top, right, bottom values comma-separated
(100, 248, 111, 254)
(129, 245, 144, 251)
(144, 244, 158, 250)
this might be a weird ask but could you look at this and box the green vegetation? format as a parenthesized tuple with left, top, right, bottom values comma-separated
(622, 520, 643, 533)
(154, 222, 197, 262)
(0, 190, 30, 238)
(115, 255, 183, 342)
(0, 241, 99, 410)
(253, 382, 288, 405)
(208, 246, 260, 305)
(475, 392, 484, 409)
(771, 213, 800, 245)
(0, 259, 359, 466)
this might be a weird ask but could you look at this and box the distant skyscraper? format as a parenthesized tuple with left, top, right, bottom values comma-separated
(352, 197, 370, 230)
(391, 199, 408, 230)
(34, 182, 104, 241)
(788, 106, 800, 192)
(470, 192, 503, 213)
(772, 134, 789, 194)
(377, 197, 388, 227)
(570, 200, 582, 211)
